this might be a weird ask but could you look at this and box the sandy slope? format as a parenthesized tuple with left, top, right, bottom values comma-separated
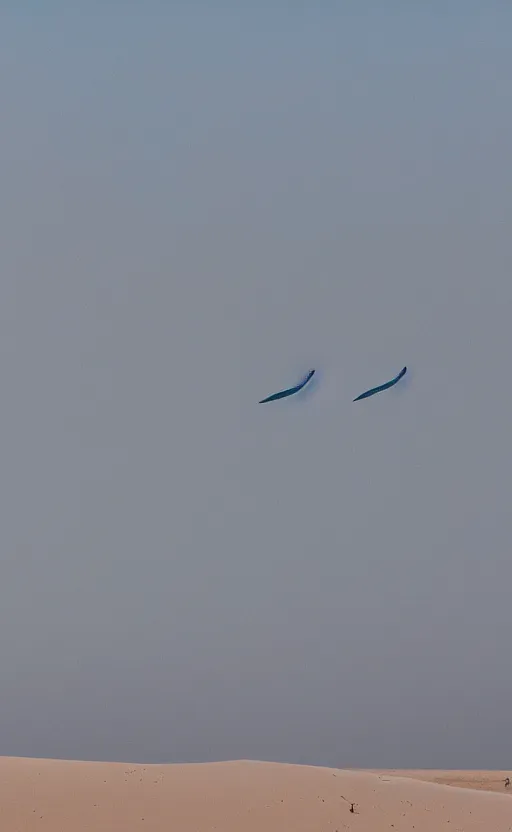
(373, 768, 512, 794)
(0, 757, 511, 831)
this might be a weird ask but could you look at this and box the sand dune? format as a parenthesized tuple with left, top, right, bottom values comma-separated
(0, 756, 511, 831)
(371, 768, 512, 794)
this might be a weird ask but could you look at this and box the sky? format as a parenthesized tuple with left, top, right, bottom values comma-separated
(0, 5, 511, 768)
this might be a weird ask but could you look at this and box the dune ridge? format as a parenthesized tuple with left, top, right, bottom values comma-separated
(0, 756, 511, 831)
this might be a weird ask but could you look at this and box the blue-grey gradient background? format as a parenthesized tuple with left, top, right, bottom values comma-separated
(1, 6, 511, 767)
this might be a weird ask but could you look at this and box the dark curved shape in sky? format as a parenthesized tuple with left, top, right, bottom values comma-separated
(353, 366, 407, 402)
(259, 369, 316, 403)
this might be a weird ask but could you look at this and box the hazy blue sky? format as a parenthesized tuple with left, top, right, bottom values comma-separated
(1, 6, 511, 768)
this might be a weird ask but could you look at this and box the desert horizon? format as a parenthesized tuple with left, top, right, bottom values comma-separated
(3, 7, 512, 832)
(1, 755, 511, 831)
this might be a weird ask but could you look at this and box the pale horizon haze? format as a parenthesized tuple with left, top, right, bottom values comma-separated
(0, 6, 511, 768)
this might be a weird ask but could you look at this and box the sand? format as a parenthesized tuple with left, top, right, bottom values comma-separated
(370, 768, 512, 794)
(0, 757, 510, 831)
